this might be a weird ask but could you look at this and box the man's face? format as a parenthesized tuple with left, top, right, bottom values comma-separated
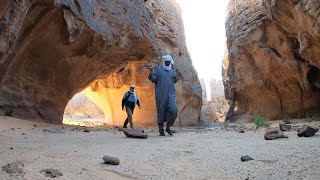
(130, 87, 135, 92)
(165, 61, 171, 66)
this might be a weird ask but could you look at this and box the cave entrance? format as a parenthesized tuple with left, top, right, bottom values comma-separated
(63, 63, 157, 127)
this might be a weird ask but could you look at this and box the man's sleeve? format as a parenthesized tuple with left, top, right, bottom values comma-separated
(136, 94, 141, 107)
(148, 67, 158, 83)
(122, 92, 128, 108)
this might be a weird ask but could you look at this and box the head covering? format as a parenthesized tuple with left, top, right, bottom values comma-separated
(130, 84, 135, 88)
(161, 55, 174, 71)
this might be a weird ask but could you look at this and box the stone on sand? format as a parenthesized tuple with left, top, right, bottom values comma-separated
(297, 125, 319, 137)
(264, 128, 285, 140)
(123, 129, 148, 139)
(102, 156, 120, 165)
(279, 123, 291, 131)
(241, 155, 254, 162)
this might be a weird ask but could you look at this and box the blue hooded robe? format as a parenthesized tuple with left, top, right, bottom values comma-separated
(148, 66, 179, 124)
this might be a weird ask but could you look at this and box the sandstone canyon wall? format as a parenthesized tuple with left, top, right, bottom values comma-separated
(0, 0, 202, 125)
(224, 0, 320, 120)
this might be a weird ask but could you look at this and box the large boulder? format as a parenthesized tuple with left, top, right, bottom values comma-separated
(224, 0, 320, 120)
(0, 0, 202, 125)
(200, 100, 219, 122)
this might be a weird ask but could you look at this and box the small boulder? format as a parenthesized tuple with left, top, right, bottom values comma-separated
(279, 123, 291, 131)
(102, 156, 120, 165)
(83, 129, 90, 133)
(297, 125, 319, 137)
(241, 155, 254, 162)
(238, 128, 245, 133)
(123, 129, 148, 139)
(264, 128, 284, 140)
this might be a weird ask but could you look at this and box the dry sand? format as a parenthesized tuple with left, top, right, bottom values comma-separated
(0, 116, 320, 180)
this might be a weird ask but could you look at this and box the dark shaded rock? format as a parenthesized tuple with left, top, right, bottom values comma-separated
(2, 161, 24, 175)
(21, 133, 26, 135)
(40, 168, 63, 178)
(297, 125, 319, 137)
(10, 128, 14, 130)
(241, 155, 254, 162)
(279, 123, 291, 131)
(239, 128, 245, 133)
(264, 128, 285, 140)
(83, 129, 90, 133)
(102, 156, 120, 165)
(123, 129, 148, 139)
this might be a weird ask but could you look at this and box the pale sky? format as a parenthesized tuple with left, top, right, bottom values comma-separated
(176, 0, 229, 80)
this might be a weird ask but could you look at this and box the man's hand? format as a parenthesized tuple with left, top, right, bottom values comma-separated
(146, 64, 154, 72)
(138, 106, 141, 109)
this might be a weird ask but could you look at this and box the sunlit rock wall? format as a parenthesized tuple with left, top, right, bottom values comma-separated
(224, 0, 320, 120)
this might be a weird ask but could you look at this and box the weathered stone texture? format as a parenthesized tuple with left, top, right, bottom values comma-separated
(224, 0, 320, 120)
(0, 0, 202, 125)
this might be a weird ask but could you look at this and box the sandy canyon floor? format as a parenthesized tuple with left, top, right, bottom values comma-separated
(0, 116, 320, 180)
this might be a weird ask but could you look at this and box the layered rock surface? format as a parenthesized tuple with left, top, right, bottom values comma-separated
(224, 0, 320, 120)
(0, 0, 202, 125)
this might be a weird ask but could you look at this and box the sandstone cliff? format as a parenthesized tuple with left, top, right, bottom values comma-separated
(224, 0, 320, 120)
(0, 0, 202, 125)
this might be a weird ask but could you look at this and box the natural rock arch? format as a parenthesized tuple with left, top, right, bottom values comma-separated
(0, 0, 202, 125)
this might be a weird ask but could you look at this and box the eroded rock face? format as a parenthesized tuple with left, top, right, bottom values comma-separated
(224, 0, 320, 120)
(0, 0, 202, 125)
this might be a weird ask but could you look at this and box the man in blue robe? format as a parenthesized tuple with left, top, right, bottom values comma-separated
(148, 55, 179, 136)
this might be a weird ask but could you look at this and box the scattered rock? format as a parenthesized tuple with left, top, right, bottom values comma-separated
(40, 168, 63, 178)
(279, 123, 291, 131)
(33, 124, 38, 127)
(21, 133, 26, 135)
(43, 129, 64, 134)
(2, 161, 24, 176)
(241, 155, 254, 162)
(10, 128, 15, 130)
(297, 125, 319, 137)
(239, 128, 245, 133)
(9, 147, 13, 150)
(102, 156, 120, 165)
(83, 129, 90, 133)
(264, 128, 285, 140)
(123, 129, 148, 139)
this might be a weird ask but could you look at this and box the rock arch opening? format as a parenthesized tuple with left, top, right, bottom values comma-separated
(63, 63, 157, 127)
(0, 0, 202, 126)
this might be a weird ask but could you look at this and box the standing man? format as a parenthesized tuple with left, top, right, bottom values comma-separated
(122, 85, 141, 129)
(148, 55, 179, 136)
